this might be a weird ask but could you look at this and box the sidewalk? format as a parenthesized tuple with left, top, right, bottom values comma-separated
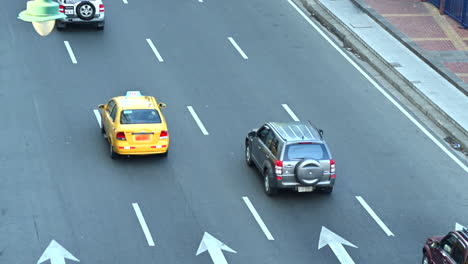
(353, 0, 468, 95)
(299, 0, 468, 153)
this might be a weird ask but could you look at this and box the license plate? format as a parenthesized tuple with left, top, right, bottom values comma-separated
(298, 186, 314, 192)
(135, 134, 150, 141)
(65, 9, 74, 15)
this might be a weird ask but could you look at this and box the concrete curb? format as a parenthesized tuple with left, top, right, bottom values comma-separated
(349, 0, 468, 96)
(299, 0, 468, 151)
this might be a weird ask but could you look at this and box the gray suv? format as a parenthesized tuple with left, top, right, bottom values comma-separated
(245, 121, 335, 195)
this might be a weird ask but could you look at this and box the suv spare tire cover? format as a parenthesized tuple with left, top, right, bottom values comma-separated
(76, 1, 95, 21)
(294, 159, 323, 186)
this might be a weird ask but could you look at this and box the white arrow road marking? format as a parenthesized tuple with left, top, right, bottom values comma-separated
(123, 0, 128, 3)
(242, 197, 274, 240)
(281, 104, 300, 121)
(455, 223, 466, 231)
(187, 106, 209, 135)
(63, 41, 77, 64)
(287, 0, 468, 174)
(196, 232, 236, 264)
(37, 240, 79, 264)
(228, 37, 248, 59)
(355, 196, 394, 237)
(319, 226, 357, 264)
(132, 203, 155, 246)
(146, 38, 164, 62)
(93, 109, 102, 128)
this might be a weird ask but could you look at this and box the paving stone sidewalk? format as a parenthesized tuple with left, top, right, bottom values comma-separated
(351, 0, 468, 95)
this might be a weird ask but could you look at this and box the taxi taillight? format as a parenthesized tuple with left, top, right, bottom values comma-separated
(59, 5, 64, 13)
(116, 132, 126, 141)
(159, 130, 168, 139)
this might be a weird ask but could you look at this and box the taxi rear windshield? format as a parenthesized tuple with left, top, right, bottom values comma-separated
(120, 109, 161, 124)
(284, 143, 329, 161)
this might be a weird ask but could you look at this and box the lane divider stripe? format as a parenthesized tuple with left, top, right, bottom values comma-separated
(242, 197, 274, 240)
(356, 196, 394, 237)
(146, 38, 164, 62)
(64, 41, 77, 64)
(132, 203, 156, 246)
(187, 106, 209, 135)
(228, 37, 249, 59)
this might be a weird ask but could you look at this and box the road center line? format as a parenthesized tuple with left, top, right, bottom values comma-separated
(355, 196, 394, 237)
(132, 203, 156, 246)
(242, 197, 274, 240)
(187, 106, 209, 135)
(146, 38, 164, 62)
(282, 104, 300, 121)
(228, 37, 248, 59)
(93, 109, 102, 128)
(64, 41, 77, 64)
(287, 0, 468, 173)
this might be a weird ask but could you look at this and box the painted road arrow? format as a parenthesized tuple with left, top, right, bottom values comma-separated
(456, 223, 466, 231)
(196, 232, 236, 264)
(318, 226, 358, 264)
(37, 240, 79, 264)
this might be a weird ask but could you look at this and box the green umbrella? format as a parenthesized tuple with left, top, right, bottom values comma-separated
(18, 0, 67, 36)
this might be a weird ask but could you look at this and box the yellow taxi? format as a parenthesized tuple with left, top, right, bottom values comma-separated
(98, 91, 169, 158)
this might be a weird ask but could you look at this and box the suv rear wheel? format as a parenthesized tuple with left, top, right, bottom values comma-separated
(264, 169, 277, 196)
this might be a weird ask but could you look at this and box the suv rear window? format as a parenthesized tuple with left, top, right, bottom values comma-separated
(120, 109, 161, 124)
(284, 143, 329, 161)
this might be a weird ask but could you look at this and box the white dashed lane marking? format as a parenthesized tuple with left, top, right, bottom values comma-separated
(356, 196, 394, 237)
(282, 104, 300, 121)
(242, 197, 274, 240)
(187, 106, 209, 135)
(93, 109, 102, 128)
(64, 41, 77, 64)
(228, 37, 248, 60)
(146, 38, 164, 62)
(132, 203, 156, 246)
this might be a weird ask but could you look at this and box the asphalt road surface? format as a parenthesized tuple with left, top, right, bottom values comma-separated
(1, 0, 468, 263)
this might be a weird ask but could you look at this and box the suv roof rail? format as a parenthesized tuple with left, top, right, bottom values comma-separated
(461, 227, 468, 237)
(307, 120, 323, 139)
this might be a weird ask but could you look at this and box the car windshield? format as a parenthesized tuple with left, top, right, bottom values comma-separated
(120, 109, 161, 124)
(285, 143, 329, 160)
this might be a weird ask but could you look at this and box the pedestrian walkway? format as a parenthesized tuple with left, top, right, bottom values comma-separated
(313, 0, 468, 138)
(352, 0, 468, 94)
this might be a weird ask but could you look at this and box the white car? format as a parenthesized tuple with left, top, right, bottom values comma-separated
(56, 0, 105, 30)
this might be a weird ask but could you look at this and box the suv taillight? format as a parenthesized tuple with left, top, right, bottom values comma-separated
(330, 159, 336, 178)
(99, 4, 104, 12)
(159, 130, 168, 139)
(59, 5, 64, 13)
(116, 132, 126, 141)
(275, 160, 283, 177)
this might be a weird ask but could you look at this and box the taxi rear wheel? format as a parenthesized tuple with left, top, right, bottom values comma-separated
(110, 143, 118, 159)
(161, 149, 168, 157)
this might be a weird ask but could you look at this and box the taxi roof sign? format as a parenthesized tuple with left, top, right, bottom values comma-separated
(125, 91, 142, 97)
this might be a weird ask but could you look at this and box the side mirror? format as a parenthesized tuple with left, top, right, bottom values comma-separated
(98, 104, 105, 109)
(430, 241, 439, 248)
(319, 129, 324, 137)
(159, 103, 167, 108)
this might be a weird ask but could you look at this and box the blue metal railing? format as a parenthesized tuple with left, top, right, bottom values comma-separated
(428, 0, 468, 28)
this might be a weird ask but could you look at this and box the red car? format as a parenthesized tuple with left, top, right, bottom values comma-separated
(423, 228, 468, 264)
